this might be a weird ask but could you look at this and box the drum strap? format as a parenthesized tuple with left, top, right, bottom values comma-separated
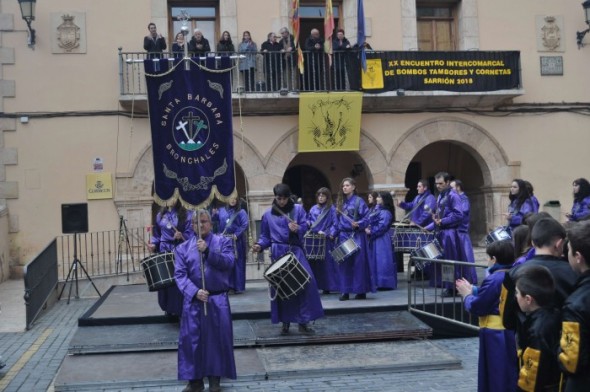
(309, 206, 330, 231)
(221, 210, 241, 235)
(402, 195, 426, 221)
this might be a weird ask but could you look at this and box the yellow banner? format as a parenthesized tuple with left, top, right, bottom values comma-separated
(298, 92, 363, 152)
(361, 59, 384, 89)
(86, 172, 113, 200)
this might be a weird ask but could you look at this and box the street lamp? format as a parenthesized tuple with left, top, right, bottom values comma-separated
(17, 0, 36, 49)
(576, 0, 590, 48)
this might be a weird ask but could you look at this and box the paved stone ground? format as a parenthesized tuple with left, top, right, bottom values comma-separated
(0, 292, 478, 392)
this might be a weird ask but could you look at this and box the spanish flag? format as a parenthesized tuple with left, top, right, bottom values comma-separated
(298, 92, 363, 152)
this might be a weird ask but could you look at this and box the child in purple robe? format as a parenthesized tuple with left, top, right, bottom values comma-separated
(174, 210, 236, 392)
(252, 184, 324, 335)
(456, 240, 518, 392)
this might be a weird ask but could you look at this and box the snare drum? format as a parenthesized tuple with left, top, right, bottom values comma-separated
(411, 240, 443, 271)
(264, 253, 311, 300)
(140, 252, 176, 292)
(485, 226, 512, 245)
(330, 238, 360, 263)
(391, 224, 435, 253)
(303, 232, 326, 261)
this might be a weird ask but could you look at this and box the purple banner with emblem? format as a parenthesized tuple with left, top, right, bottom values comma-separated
(144, 57, 235, 209)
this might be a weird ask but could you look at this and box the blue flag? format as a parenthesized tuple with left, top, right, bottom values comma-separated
(144, 57, 236, 209)
(357, 0, 367, 72)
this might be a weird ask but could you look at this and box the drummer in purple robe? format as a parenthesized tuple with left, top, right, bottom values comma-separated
(252, 183, 324, 335)
(212, 196, 249, 293)
(398, 179, 436, 227)
(148, 201, 195, 316)
(504, 179, 535, 230)
(329, 177, 375, 301)
(365, 191, 397, 290)
(174, 209, 236, 392)
(306, 187, 339, 294)
(566, 177, 590, 222)
(424, 172, 474, 296)
(450, 179, 478, 284)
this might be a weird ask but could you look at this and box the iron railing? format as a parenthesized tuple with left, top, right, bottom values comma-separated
(119, 49, 358, 96)
(56, 227, 151, 281)
(407, 255, 489, 332)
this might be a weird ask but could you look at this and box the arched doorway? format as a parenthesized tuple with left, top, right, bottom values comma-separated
(283, 165, 330, 210)
(405, 141, 486, 240)
(284, 151, 371, 210)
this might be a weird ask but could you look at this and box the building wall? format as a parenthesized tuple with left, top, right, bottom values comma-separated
(1, 0, 589, 267)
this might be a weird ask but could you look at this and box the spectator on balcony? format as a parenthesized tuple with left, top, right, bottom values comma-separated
(172, 32, 187, 59)
(216, 30, 235, 54)
(144, 23, 167, 59)
(188, 29, 211, 58)
(238, 31, 257, 92)
(261, 32, 282, 92)
(331, 28, 351, 90)
(304, 28, 325, 91)
(279, 27, 298, 90)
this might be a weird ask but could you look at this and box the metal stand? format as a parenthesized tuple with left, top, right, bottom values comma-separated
(58, 233, 101, 304)
(116, 215, 134, 280)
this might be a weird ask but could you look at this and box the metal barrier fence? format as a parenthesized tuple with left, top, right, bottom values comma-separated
(407, 255, 489, 333)
(23, 239, 58, 330)
(56, 227, 152, 281)
(119, 49, 360, 95)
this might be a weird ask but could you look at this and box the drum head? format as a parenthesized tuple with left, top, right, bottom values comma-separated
(265, 253, 293, 275)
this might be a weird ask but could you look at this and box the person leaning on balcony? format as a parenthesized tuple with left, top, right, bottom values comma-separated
(331, 28, 351, 90)
(172, 32, 187, 59)
(238, 31, 257, 92)
(278, 27, 297, 90)
(304, 28, 325, 90)
(188, 29, 211, 57)
(216, 30, 235, 54)
(261, 32, 282, 91)
(144, 22, 167, 59)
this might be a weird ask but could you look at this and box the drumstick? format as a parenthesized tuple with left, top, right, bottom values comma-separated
(335, 208, 356, 224)
(271, 204, 297, 223)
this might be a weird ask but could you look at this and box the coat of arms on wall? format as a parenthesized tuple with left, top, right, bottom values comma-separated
(541, 16, 560, 51)
(57, 14, 80, 52)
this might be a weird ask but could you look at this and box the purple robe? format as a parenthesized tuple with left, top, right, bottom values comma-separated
(456, 192, 478, 284)
(367, 206, 397, 289)
(463, 268, 518, 392)
(399, 190, 436, 227)
(425, 189, 472, 288)
(257, 203, 324, 324)
(569, 195, 590, 222)
(151, 209, 195, 316)
(330, 194, 375, 294)
(307, 204, 339, 291)
(216, 206, 249, 292)
(507, 198, 535, 229)
(174, 233, 237, 381)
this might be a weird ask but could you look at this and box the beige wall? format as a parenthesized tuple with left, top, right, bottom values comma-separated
(1, 0, 590, 266)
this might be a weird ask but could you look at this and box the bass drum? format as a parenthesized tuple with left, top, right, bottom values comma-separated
(264, 252, 311, 300)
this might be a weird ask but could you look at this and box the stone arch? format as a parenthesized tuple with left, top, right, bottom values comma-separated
(262, 126, 388, 192)
(389, 116, 519, 231)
